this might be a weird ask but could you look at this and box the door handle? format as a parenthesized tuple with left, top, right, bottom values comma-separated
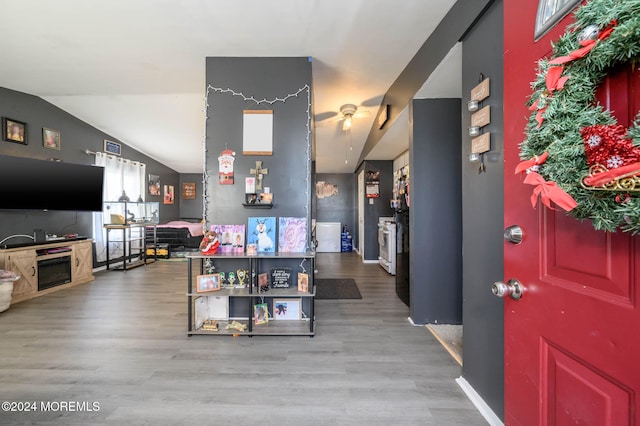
(504, 225, 524, 244)
(491, 278, 524, 300)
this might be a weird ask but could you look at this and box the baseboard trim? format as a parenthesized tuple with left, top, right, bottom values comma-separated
(455, 377, 503, 426)
(362, 259, 379, 264)
(407, 316, 422, 326)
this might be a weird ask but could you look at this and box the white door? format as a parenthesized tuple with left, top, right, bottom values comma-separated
(358, 170, 365, 259)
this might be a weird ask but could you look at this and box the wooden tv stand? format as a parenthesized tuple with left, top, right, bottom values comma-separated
(0, 239, 94, 305)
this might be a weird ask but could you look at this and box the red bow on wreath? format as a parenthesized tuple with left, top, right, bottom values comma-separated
(524, 172, 578, 211)
(529, 20, 617, 128)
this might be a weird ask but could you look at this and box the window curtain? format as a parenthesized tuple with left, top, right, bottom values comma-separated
(92, 152, 146, 263)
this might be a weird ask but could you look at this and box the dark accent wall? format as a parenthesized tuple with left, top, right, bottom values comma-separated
(409, 98, 462, 324)
(356, 160, 393, 261)
(315, 173, 356, 242)
(0, 87, 179, 249)
(204, 58, 312, 244)
(461, 0, 504, 419)
(357, 0, 494, 167)
(179, 174, 204, 220)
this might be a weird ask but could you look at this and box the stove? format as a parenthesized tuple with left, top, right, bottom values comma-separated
(378, 219, 396, 275)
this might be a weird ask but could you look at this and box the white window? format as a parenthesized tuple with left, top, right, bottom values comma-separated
(92, 152, 146, 263)
(535, 0, 581, 40)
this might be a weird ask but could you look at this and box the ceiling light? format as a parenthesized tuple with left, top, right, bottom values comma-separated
(343, 115, 353, 131)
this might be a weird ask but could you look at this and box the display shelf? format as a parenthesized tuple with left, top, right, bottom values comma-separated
(104, 223, 157, 271)
(242, 203, 273, 209)
(186, 251, 315, 337)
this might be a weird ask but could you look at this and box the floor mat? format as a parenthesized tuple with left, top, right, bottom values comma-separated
(315, 278, 362, 299)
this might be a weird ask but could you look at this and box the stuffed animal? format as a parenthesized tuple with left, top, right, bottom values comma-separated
(199, 230, 220, 255)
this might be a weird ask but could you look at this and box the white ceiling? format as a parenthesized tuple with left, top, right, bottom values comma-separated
(0, 0, 458, 174)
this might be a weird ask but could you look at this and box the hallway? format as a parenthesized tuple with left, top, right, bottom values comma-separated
(0, 252, 486, 425)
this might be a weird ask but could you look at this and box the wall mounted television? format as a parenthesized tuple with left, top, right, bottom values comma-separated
(0, 155, 105, 212)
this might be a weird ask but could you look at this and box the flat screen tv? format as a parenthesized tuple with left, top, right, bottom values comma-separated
(0, 155, 105, 212)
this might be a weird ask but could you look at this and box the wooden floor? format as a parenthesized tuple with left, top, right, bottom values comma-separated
(0, 252, 487, 425)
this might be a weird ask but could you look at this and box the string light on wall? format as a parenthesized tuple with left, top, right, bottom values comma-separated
(201, 84, 312, 250)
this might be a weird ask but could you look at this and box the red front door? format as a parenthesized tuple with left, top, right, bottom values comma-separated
(504, 1, 640, 424)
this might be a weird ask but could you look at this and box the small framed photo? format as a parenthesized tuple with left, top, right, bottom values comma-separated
(164, 184, 174, 205)
(148, 174, 161, 196)
(254, 302, 269, 325)
(196, 274, 221, 293)
(42, 128, 61, 150)
(104, 139, 121, 156)
(2, 117, 27, 145)
(273, 299, 301, 320)
(245, 193, 258, 204)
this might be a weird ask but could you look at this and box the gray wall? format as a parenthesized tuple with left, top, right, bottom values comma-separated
(0, 87, 179, 250)
(315, 173, 356, 242)
(357, 160, 393, 261)
(461, 0, 504, 419)
(409, 98, 462, 324)
(204, 57, 312, 246)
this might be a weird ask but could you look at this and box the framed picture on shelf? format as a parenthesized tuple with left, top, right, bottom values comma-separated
(254, 303, 269, 325)
(2, 117, 27, 144)
(273, 299, 301, 320)
(195, 274, 221, 293)
(298, 272, 309, 292)
(42, 128, 61, 150)
(245, 193, 258, 204)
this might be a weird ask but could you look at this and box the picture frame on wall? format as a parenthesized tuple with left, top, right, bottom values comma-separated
(148, 174, 161, 196)
(163, 185, 174, 205)
(2, 117, 27, 145)
(104, 139, 122, 156)
(42, 128, 61, 150)
(182, 182, 196, 200)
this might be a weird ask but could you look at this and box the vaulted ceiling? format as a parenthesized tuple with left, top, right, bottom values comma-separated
(0, 0, 459, 173)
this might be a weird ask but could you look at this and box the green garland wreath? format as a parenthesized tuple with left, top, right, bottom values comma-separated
(519, 0, 640, 233)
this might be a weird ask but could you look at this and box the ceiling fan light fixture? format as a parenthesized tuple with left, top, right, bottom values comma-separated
(342, 115, 353, 131)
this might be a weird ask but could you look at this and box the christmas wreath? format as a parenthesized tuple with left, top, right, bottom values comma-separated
(517, 0, 640, 233)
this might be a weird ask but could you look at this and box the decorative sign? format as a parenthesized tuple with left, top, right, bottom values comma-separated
(245, 177, 256, 194)
(182, 182, 196, 199)
(471, 105, 491, 128)
(365, 170, 381, 199)
(270, 267, 293, 289)
(471, 133, 491, 154)
(243, 110, 273, 155)
(470, 78, 490, 102)
(217, 149, 235, 184)
(103, 139, 121, 156)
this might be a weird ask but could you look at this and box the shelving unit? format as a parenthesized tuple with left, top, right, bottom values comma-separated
(103, 201, 159, 271)
(186, 251, 315, 337)
(104, 224, 157, 270)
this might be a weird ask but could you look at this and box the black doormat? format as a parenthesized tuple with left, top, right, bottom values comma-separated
(315, 278, 362, 300)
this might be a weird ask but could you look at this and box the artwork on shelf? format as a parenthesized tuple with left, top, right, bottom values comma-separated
(163, 185, 174, 204)
(148, 174, 161, 196)
(273, 299, 301, 320)
(245, 193, 258, 204)
(258, 273, 269, 292)
(211, 225, 245, 253)
(182, 182, 196, 200)
(208, 295, 229, 320)
(259, 193, 273, 204)
(278, 217, 307, 252)
(194, 297, 208, 330)
(243, 110, 273, 155)
(194, 295, 228, 327)
(254, 303, 269, 325)
(217, 149, 235, 185)
(246, 244, 257, 256)
(103, 139, 121, 156)
(42, 128, 61, 150)
(247, 217, 276, 252)
(2, 117, 27, 144)
(298, 272, 309, 292)
(195, 274, 221, 293)
(270, 267, 293, 289)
